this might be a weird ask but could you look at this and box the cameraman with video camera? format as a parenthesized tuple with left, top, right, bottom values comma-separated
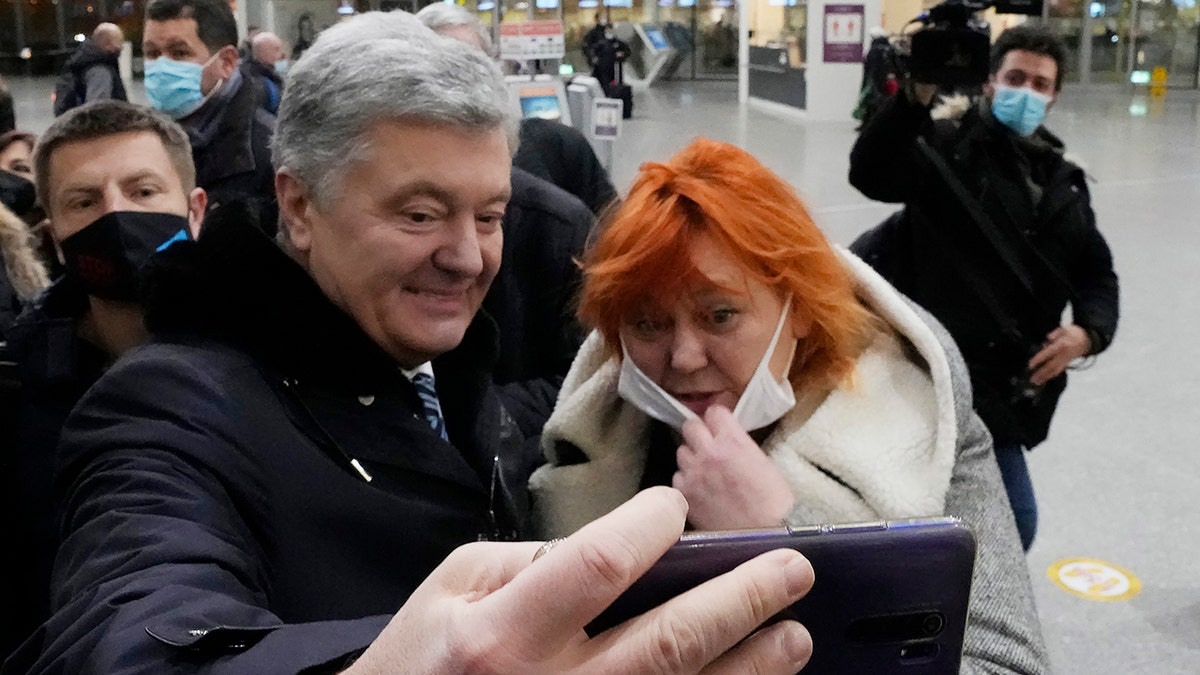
(849, 16, 1119, 553)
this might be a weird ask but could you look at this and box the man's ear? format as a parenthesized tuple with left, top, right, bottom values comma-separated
(217, 44, 239, 78)
(983, 75, 996, 100)
(275, 169, 315, 253)
(186, 187, 207, 237)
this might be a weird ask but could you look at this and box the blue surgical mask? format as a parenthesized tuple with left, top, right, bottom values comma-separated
(273, 59, 290, 76)
(144, 54, 218, 119)
(990, 84, 1052, 137)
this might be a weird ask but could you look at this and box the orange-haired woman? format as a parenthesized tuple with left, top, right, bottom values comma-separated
(529, 138, 1050, 673)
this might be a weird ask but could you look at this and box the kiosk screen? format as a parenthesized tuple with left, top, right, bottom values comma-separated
(643, 26, 669, 50)
(519, 86, 563, 120)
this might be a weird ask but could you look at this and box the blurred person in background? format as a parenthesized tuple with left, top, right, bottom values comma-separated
(0, 76, 15, 134)
(240, 31, 287, 115)
(0, 131, 49, 339)
(52, 23, 128, 116)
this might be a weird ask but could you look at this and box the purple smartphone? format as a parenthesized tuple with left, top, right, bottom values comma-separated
(587, 517, 976, 675)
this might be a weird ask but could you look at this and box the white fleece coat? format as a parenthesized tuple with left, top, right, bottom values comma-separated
(530, 250, 959, 538)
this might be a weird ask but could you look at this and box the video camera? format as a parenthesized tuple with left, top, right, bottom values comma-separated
(906, 0, 1044, 88)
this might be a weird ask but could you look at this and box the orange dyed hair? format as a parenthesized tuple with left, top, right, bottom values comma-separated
(578, 137, 876, 390)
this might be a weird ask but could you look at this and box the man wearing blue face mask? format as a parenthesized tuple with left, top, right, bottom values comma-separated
(848, 25, 1120, 552)
(142, 0, 276, 223)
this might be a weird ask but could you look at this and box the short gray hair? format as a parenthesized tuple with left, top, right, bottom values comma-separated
(415, 3, 496, 57)
(272, 10, 515, 208)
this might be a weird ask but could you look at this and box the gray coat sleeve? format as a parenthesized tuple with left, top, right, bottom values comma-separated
(930, 308, 1053, 674)
(83, 65, 115, 102)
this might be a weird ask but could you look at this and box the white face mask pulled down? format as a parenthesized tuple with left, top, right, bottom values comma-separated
(617, 298, 798, 432)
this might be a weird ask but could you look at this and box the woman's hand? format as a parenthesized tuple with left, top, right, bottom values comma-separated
(674, 406, 796, 530)
(346, 487, 813, 674)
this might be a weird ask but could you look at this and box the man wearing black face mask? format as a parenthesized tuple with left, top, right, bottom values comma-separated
(0, 101, 204, 661)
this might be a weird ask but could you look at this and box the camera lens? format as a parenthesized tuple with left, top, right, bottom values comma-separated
(922, 613, 945, 636)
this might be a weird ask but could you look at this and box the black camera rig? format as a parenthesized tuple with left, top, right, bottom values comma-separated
(906, 0, 1044, 88)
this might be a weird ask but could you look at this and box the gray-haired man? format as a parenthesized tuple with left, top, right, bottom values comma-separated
(10, 12, 815, 674)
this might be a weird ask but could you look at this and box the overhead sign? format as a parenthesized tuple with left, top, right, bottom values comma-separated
(823, 4, 865, 64)
(499, 21, 566, 61)
(1047, 558, 1142, 602)
(591, 98, 623, 140)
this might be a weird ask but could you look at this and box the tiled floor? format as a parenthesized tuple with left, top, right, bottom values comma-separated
(6, 74, 1198, 673)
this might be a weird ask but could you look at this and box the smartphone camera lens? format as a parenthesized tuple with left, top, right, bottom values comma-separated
(922, 613, 945, 636)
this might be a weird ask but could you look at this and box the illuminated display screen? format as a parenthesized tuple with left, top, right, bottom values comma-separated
(519, 87, 562, 121)
(643, 26, 669, 50)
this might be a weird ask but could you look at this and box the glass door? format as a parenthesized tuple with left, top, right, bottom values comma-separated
(1048, 0, 1200, 87)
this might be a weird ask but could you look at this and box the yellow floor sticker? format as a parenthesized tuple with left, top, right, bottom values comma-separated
(1047, 558, 1142, 602)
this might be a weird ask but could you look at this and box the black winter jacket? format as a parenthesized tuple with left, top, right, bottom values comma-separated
(487, 168, 591, 436)
(849, 94, 1119, 447)
(1, 277, 107, 664)
(515, 119, 618, 215)
(184, 74, 276, 225)
(4, 205, 541, 674)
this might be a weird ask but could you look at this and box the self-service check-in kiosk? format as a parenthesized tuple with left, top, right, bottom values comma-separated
(508, 74, 618, 172)
(506, 74, 573, 126)
(661, 22, 693, 79)
(613, 22, 680, 87)
(566, 75, 614, 170)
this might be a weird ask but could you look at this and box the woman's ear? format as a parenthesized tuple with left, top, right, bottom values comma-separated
(789, 298, 813, 340)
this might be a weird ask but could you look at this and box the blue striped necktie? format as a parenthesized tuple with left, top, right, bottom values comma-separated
(410, 372, 449, 441)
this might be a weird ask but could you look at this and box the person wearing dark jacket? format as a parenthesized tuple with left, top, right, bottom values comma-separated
(7, 18, 817, 673)
(516, 118, 619, 215)
(52, 23, 128, 116)
(487, 166, 590, 435)
(0, 76, 14, 134)
(143, 0, 276, 220)
(240, 31, 287, 115)
(848, 25, 1119, 550)
(0, 164, 50, 340)
(1, 101, 205, 665)
(581, 13, 607, 67)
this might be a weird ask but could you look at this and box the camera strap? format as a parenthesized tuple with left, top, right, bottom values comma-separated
(906, 199, 1028, 347)
(914, 138, 1077, 321)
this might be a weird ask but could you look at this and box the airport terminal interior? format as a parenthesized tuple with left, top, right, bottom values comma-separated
(3, 1, 1200, 673)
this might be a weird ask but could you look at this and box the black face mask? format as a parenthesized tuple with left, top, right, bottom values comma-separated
(0, 169, 37, 217)
(59, 211, 193, 301)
